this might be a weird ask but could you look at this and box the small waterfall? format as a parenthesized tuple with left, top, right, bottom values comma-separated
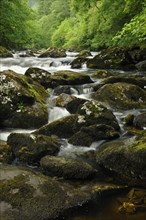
(48, 107, 70, 123)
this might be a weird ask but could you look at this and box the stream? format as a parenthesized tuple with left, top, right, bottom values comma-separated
(0, 51, 146, 220)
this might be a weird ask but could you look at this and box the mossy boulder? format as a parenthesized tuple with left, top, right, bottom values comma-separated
(69, 124, 119, 147)
(86, 47, 135, 70)
(0, 46, 13, 57)
(7, 133, 60, 164)
(38, 47, 66, 58)
(70, 57, 88, 69)
(76, 50, 92, 58)
(25, 67, 51, 89)
(0, 140, 13, 163)
(0, 70, 48, 128)
(133, 112, 146, 129)
(48, 70, 93, 87)
(92, 82, 146, 110)
(136, 60, 146, 71)
(34, 114, 84, 138)
(40, 155, 96, 179)
(92, 69, 114, 78)
(0, 164, 126, 220)
(96, 133, 146, 187)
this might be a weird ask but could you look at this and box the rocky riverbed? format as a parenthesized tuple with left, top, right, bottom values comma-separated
(0, 46, 146, 220)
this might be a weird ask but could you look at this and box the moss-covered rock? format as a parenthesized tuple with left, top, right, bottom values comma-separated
(38, 47, 66, 58)
(34, 114, 84, 138)
(92, 69, 114, 78)
(69, 124, 119, 146)
(92, 82, 146, 110)
(96, 132, 146, 187)
(40, 155, 96, 179)
(0, 140, 13, 163)
(87, 47, 135, 70)
(49, 70, 93, 87)
(7, 133, 60, 164)
(0, 164, 127, 220)
(25, 67, 51, 89)
(77, 50, 92, 58)
(70, 57, 89, 69)
(0, 46, 13, 57)
(136, 60, 146, 71)
(133, 112, 146, 129)
(124, 114, 134, 126)
(0, 70, 48, 128)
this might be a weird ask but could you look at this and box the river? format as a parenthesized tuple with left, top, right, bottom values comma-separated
(0, 51, 146, 220)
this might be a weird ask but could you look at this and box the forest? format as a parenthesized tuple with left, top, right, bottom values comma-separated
(0, 0, 146, 50)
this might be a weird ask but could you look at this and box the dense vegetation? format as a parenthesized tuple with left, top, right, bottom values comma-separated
(0, 0, 146, 49)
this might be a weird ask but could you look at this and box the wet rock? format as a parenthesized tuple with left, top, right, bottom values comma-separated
(25, 67, 51, 89)
(0, 164, 127, 220)
(70, 57, 88, 68)
(66, 97, 87, 114)
(53, 85, 73, 95)
(40, 155, 96, 179)
(7, 133, 60, 164)
(0, 140, 13, 164)
(87, 47, 135, 70)
(34, 114, 84, 138)
(38, 47, 66, 58)
(92, 69, 114, 78)
(69, 124, 119, 147)
(0, 46, 13, 57)
(133, 112, 146, 129)
(76, 50, 92, 58)
(124, 114, 134, 126)
(0, 70, 48, 128)
(55, 93, 76, 107)
(136, 60, 146, 71)
(92, 82, 146, 110)
(96, 133, 146, 187)
(49, 70, 93, 87)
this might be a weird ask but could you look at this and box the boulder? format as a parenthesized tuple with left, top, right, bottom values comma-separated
(53, 85, 73, 95)
(92, 82, 146, 110)
(96, 133, 146, 187)
(133, 112, 146, 129)
(0, 140, 13, 164)
(34, 114, 84, 138)
(87, 47, 135, 70)
(7, 133, 60, 164)
(0, 46, 13, 57)
(76, 50, 92, 58)
(49, 70, 93, 87)
(69, 124, 119, 146)
(40, 155, 96, 179)
(55, 93, 76, 107)
(25, 67, 51, 89)
(66, 97, 87, 114)
(92, 69, 114, 78)
(70, 57, 88, 68)
(136, 60, 146, 71)
(0, 164, 126, 220)
(0, 70, 48, 128)
(38, 47, 66, 58)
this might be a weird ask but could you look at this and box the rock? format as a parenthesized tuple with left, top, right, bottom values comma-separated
(86, 47, 135, 70)
(49, 70, 93, 87)
(55, 93, 76, 107)
(70, 57, 88, 68)
(25, 67, 51, 89)
(0, 140, 13, 163)
(38, 47, 66, 58)
(76, 50, 92, 58)
(136, 60, 146, 71)
(0, 46, 13, 57)
(133, 112, 146, 129)
(0, 164, 127, 220)
(92, 82, 146, 110)
(77, 100, 120, 130)
(53, 85, 73, 95)
(40, 155, 96, 179)
(69, 124, 119, 146)
(0, 70, 48, 128)
(66, 97, 87, 114)
(7, 133, 60, 164)
(34, 114, 84, 138)
(92, 69, 114, 78)
(96, 133, 146, 187)
(124, 114, 134, 126)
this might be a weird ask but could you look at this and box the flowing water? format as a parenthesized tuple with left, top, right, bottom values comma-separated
(0, 50, 145, 220)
